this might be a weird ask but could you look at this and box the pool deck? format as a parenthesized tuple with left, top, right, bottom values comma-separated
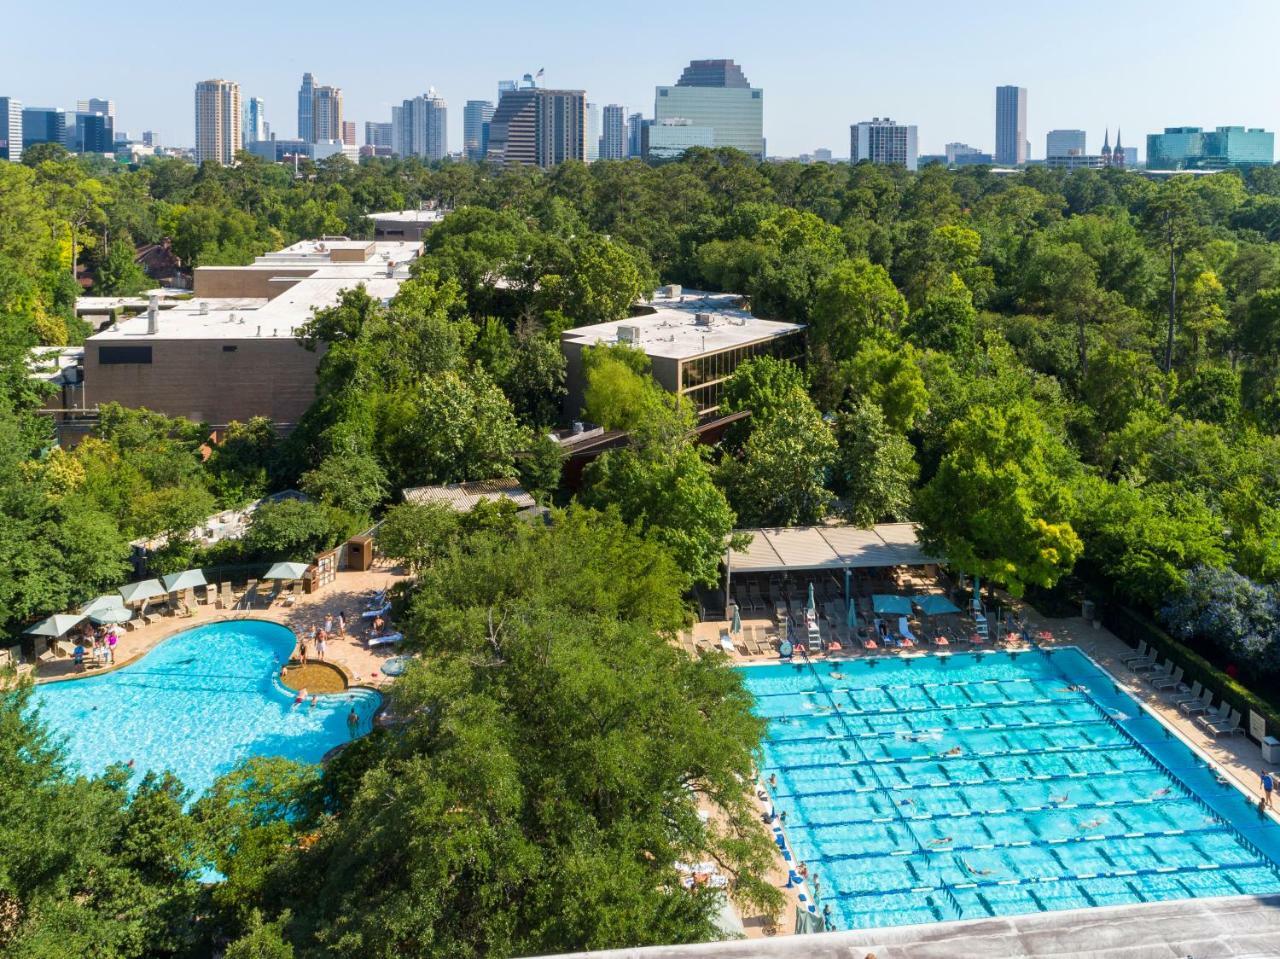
(28, 560, 410, 692)
(542, 893, 1280, 958)
(694, 609, 1280, 939)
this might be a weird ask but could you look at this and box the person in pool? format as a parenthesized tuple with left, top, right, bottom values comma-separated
(294, 687, 307, 706)
(346, 708, 360, 738)
(961, 858, 995, 877)
(1150, 786, 1172, 798)
(1049, 792, 1069, 804)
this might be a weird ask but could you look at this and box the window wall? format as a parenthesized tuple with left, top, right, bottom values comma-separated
(678, 332, 803, 412)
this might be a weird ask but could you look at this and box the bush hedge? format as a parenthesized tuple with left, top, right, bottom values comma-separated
(1102, 603, 1279, 745)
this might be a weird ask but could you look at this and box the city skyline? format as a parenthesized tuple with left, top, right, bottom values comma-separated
(5, 0, 1280, 158)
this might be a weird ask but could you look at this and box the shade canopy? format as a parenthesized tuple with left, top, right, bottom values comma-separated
(119, 579, 166, 604)
(264, 561, 310, 581)
(872, 594, 913, 616)
(726, 523, 942, 574)
(25, 613, 87, 637)
(87, 606, 134, 626)
(915, 594, 962, 617)
(82, 594, 124, 616)
(162, 569, 207, 592)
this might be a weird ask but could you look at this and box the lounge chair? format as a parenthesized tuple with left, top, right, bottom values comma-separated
(1152, 666, 1184, 692)
(1130, 654, 1161, 674)
(366, 632, 404, 649)
(1145, 662, 1175, 687)
(1180, 688, 1215, 716)
(362, 602, 392, 620)
(1121, 642, 1152, 667)
(719, 633, 736, 655)
(931, 629, 951, 648)
(1195, 703, 1230, 732)
(898, 617, 919, 646)
(1202, 708, 1243, 737)
(1172, 681, 1203, 707)
(859, 629, 880, 652)
(282, 581, 302, 607)
(365, 590, 387, 610)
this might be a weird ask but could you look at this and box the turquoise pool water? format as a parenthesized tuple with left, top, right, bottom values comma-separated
(742, 648, 1280, 932)
(31, 620, 381, 799)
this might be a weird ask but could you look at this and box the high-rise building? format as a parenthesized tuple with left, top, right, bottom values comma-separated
(76, 98, 115, 120)
(585, 102, 600, 162)
(312, 86, 343, 143)
(601, 104, 626, 160)
(0, 97, 22, 162)
(851, 118, 917, 171)
(243, 97, 267, 144)
(486, 88, 584, 167)
(341, 121, 356, 146)
(945, 142, 992, 166)
(393, 91, 448, 161)
(1146, 125, 1274, 170)
(995, 85, 1028, 166)
(141, 130, 155, 147)
(297, 73, 314, 142)
(463, 100, 495, 161)
(1046, 129, 1086, 158)
(654, 59, 763, 159)
(1122, 146, 1138, 167)
(70, 112, 113, 153)
(23, 106, 66, 151)
(644, 118, 714, 159)
(627, 112, 647, 158)
(365, 121, 393, 149)
(194, 79, 242, 166)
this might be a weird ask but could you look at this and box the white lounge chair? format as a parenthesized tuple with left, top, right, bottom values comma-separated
(1152, 666, 1184, 692)
(366, 632, 404, 649)
(1121, 642, 1151, 667)
(362, 602, 391, 620)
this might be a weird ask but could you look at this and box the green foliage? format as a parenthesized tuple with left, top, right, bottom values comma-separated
(299, 451, 389, 517)
(243, 498, 352, 561)
(831, 397, 918, 526)
(839, 341, 930, 432)
(810, 258, 908, 361)
(917, 401, 1083, 597)
(374, 501, 460, 574)
(718, 387, 836, 527)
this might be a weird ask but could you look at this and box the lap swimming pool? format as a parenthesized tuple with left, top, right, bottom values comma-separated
(31, 620, 381, 799)
(742, 647, 1280, 932)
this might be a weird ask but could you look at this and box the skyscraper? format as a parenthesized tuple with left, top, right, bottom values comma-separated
(1046, 129, 1086, 158)
(995, 85, 1028, 166)
(463, 100, 495, 161)
(244, 97, 267, 144)
(585, 102, 600, 162)
(365, 121, 393, 149)
(313, 86, 343, 143)
(627, 112, 647, 158)
(194, 79, 241, 166)
(601, 104, 626, 160)
(850, 118, 917, 171)
(341, 121, 356, 146)
(22, 107, 66, 151)
(76, 98, 115, 120)
(486, 88, 585, 167)
(393, 91, 448, 161)
(0, 97, 22, 162)
(654, 59, 763, 159)
(297, 73, 314, 142)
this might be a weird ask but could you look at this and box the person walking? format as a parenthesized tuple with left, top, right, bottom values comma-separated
(336, 611, 346, 637)
(1263, 770, 1275, 809)
(316, 631, 327, 662)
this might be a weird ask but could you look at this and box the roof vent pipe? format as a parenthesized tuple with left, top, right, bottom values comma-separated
(146, 294, 159, 335)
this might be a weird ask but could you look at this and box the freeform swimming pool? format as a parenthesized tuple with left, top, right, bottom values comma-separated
(741, 648, 1280, 932)
(31, 620, 381, 799)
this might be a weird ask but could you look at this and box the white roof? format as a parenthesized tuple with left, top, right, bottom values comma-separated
(561, 289, 804, 361)
(401, 479, 536, 513)
(89, 240, 421, 341)
(366, 209, 447, 223)
(727, 523, 941, 573)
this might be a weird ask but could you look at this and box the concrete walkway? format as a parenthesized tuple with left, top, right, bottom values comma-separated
(541, 894, 1280, 958)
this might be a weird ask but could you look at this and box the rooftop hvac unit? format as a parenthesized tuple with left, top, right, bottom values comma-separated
(616, 324, 643, 344)
(693, 312, 713, 327)
(198, 301, 209, 315)
(662, 283, 682, 299)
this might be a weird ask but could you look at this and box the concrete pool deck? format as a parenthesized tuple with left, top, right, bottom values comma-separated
(544, 893, 1280, 957)
(28, 560, 410, 692)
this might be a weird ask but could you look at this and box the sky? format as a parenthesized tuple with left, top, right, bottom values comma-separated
(6, 0, 1280, 160)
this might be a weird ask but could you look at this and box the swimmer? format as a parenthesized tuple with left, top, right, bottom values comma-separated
(768, 773, 777, 789)
(961, 858, 995, 877)
(1150, 787, 1171, 798)
(310, 694, 318, 709)
(346, 708, 359, 738)
(928, 836, 954, 846)
(294, 687, 307, 706)
(1080, 817, 1106, 830)
(830, 671, 846, 680)
(943, 746, 963, 757)
(1049, 793, 1069, 804)
(779, 810, 788, 824)
(899, 797, 915, 807)
(126, 759, 136, 769)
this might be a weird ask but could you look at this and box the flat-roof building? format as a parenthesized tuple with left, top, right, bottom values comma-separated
(655, 59, 764, 160)
(1147, 125, 1274, 170)
(560, 287, 804, 418)
(851, 118, 918, 171)
(80, 238, 422, 427)
(364, 208, 446, 241)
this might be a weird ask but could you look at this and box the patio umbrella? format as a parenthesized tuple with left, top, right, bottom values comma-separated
(119, 579, 166, 605)
(162, 568, 207, 592)
(806, 582, 816, 614)
(730, 604, 741, 635)
(914, 595, 961, 617)
(263, 561, 310, 581)
(82, 594, 125, 617)
(87, 605, 134, 626)
(25, 612, 87, 637)
(872, 594, 913, 617)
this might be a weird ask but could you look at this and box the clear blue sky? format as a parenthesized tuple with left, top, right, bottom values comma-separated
(5, 0, 1279, 159)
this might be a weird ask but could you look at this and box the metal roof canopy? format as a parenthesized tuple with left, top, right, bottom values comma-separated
(726, 523, 941, 573)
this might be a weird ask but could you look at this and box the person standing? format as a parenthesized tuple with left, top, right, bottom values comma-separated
(316, 630, 327, 662)
(323, 613, 334, 634)
(336, 611, 346, 636)
(1263, 770, 1275, 809)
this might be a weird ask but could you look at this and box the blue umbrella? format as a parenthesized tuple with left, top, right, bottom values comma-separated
(872, 594, 913, 616)
(915, 595, 961, 617)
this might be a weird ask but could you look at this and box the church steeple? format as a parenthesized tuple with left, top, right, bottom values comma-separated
(1101, 128, 1112, 158)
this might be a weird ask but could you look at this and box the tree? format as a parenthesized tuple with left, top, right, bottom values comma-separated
(718, 356, 807, 448)
(580, 344, 687, 437)
(906, 272, 977, 354)
(1174, 367, 1241, 426)
(838, 342, 930, 432)
(299, 451, 389, 516)
(244, 498, 348, 561)
(1143, 178, 1202, 375)
(93, 234, 151, 295)
(718, 387, 836, 527)
(374, 501, 459, 574)
(810, 258, 908, 361)
(916, 401, 1083, 597)
(831, 397, 918, 526)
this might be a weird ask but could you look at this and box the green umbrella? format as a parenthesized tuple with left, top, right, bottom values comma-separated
(806, 582, 816, 614)
(264, 561, 310, 581)
(25, 613, 87, 637)
(119, 579, 166, 605)
(730, 604, 741, 635)
(872, 594, 913, 616)
(87, 606, 134, 626)
(162, 569, 207, 592)
(914, 595, 961, 617)
(82, 594, 125, 616)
